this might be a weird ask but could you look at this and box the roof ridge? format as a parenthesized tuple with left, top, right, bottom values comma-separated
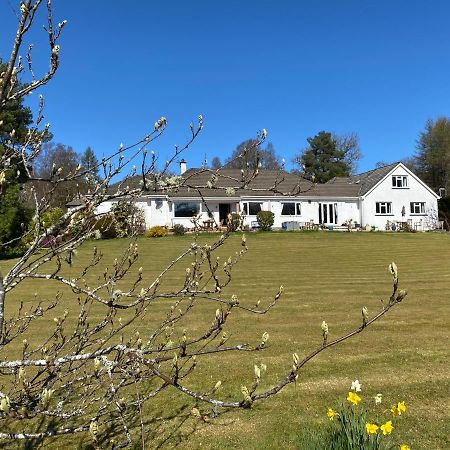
(354, 161, 399, 178)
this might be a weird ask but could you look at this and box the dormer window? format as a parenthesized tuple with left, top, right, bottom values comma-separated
(392, 175, 408, 188)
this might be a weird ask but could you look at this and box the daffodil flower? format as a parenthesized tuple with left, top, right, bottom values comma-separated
(380, 420, 394, 435)
(365, 422, 379, 434)
(327, 407, 336, 420)
(374, 393, 382, 404)
(347, 391, 361, 406)
(400, 445, 410, 450)
(397, 401, 406, 415)
(351, 379, 362, 392)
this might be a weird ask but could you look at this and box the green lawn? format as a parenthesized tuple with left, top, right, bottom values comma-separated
(1, 232, 449, 449)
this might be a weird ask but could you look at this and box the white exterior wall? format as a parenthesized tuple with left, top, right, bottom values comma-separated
(149, 199, 171, 227)
(240, 198, 359, 228)
(362, 166, 439, 230)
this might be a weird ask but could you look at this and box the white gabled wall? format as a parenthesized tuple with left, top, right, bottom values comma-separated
(363, 165, 439, 230)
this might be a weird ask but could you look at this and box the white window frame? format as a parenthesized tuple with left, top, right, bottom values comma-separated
(392, 175, 408, 188)
(376, 202, 392, 215)
(281, 202, 301, 216)
(410, 202, 425, 215)
(242, 202, 262, 216)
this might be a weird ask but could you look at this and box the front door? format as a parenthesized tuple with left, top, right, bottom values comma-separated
(319, 203, 337, 225)
(219, 204, 231, 224)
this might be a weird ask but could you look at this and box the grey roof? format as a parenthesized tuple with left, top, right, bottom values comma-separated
(172, 168, 313, 198)
(66, 163, 401, 207)
(309, 162, 399, 198)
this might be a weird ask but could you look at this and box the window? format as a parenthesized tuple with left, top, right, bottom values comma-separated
(410, 202, 425, 214)
(242, 202, 262, 215)
(392, 175, 408, 188)
(281, 202, 301, 216)
(174, 202, 200, 217)
(376, 202, 392, 214)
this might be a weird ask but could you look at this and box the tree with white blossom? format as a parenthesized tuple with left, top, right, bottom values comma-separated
(0, 2, 408, 447)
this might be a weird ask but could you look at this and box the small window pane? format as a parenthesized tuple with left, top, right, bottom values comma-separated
(296, 203, 301, 215)
(242, 203, 248, 215)
(174, 202, 200, 217)
(392, 175, 408, 188)
(410, 202, 425, 214)
(376, 202, 391, 214)
(282, 203, 295, 215)
(248, 202, 262, 215)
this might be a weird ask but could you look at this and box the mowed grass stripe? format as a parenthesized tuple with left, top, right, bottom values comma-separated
(0, 231, 449, 449)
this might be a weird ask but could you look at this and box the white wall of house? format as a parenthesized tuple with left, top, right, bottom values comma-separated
(239, 198, 359, 228)
(362, 165, 439, 230)
(87, 164, 439, 231)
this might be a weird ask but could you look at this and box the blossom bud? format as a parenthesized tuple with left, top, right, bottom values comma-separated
(89, 420, 99, 436)
(362, 306, 369, 322)
(40, 388, 53, 407)
(389, 262, 398, 280)
(0, 396, 11, 414)
(293, 353, 299, 366)
(254, 365, 261, 379)
(94, 358, 101, 373)
(321, 321, 329, 337)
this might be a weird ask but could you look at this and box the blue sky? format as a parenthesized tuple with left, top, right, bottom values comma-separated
(2, 0, 450, 173)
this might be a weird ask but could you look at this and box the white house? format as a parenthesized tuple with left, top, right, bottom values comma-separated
(68, 162, 440, 231)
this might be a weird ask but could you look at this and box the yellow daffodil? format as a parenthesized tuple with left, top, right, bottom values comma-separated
(347, 391, 361, 406)
(365, 422, 379, 434)
(380, 420, 394, 435)
(400, 445, 410, 450)
(327, 407, 336, 420)
(397, 401, 406, 415)
(391, 404, 399, 416)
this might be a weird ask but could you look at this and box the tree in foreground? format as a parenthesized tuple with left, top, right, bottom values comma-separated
(0, 2, 407, 447)
(293, 131, 361, 183)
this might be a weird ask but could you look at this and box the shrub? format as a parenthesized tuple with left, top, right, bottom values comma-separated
(146, 226, 167, 238)
(227, 212, 241, 231)
(256, 210, 275, 231)
(172, 224, 186, 236)
(41, 207, 64, 228)
(93, 215, 118, 239)
(111, 200, 146, 237)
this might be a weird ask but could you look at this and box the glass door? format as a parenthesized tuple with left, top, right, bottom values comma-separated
(319, 203, 338, 225)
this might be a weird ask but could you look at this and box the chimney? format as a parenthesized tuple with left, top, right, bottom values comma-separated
(180, 159, 187, 175)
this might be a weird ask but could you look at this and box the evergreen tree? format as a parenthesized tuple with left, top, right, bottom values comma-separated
(294, 131, 355, 183)
(415, 117, 450, 193)
(81, 146, 100, 181)
(0, 59, 33, 257)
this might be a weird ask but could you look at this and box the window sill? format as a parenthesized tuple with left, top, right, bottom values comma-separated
(392, 187, 409, 189)
(410, 213, 426, 216)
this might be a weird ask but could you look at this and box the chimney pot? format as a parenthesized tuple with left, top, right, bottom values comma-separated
(180, 159, 187, 175)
